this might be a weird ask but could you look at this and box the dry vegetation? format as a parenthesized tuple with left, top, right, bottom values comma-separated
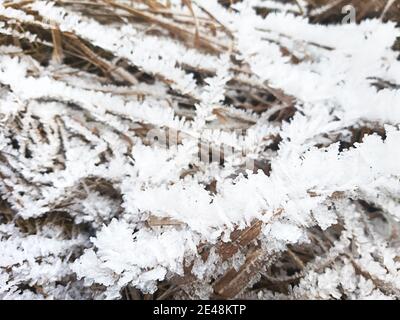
(0, 0, 400, 300)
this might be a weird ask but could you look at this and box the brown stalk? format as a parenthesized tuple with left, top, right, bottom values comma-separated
(103, 0, 224, 53)
(194, 1, 234, 39)
(64, 33, 138, 84)
(182, 0, 200, 45)
(213, 247, 265, 298)
(217, 220, 263, 260)
(147, 215, 184, 227)
(50, 23, 64, 64)
(3, 0, 34, 8)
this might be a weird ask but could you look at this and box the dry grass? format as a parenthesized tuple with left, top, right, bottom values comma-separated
(1, 0, 399, 300)
(305, 0, 400, 23)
